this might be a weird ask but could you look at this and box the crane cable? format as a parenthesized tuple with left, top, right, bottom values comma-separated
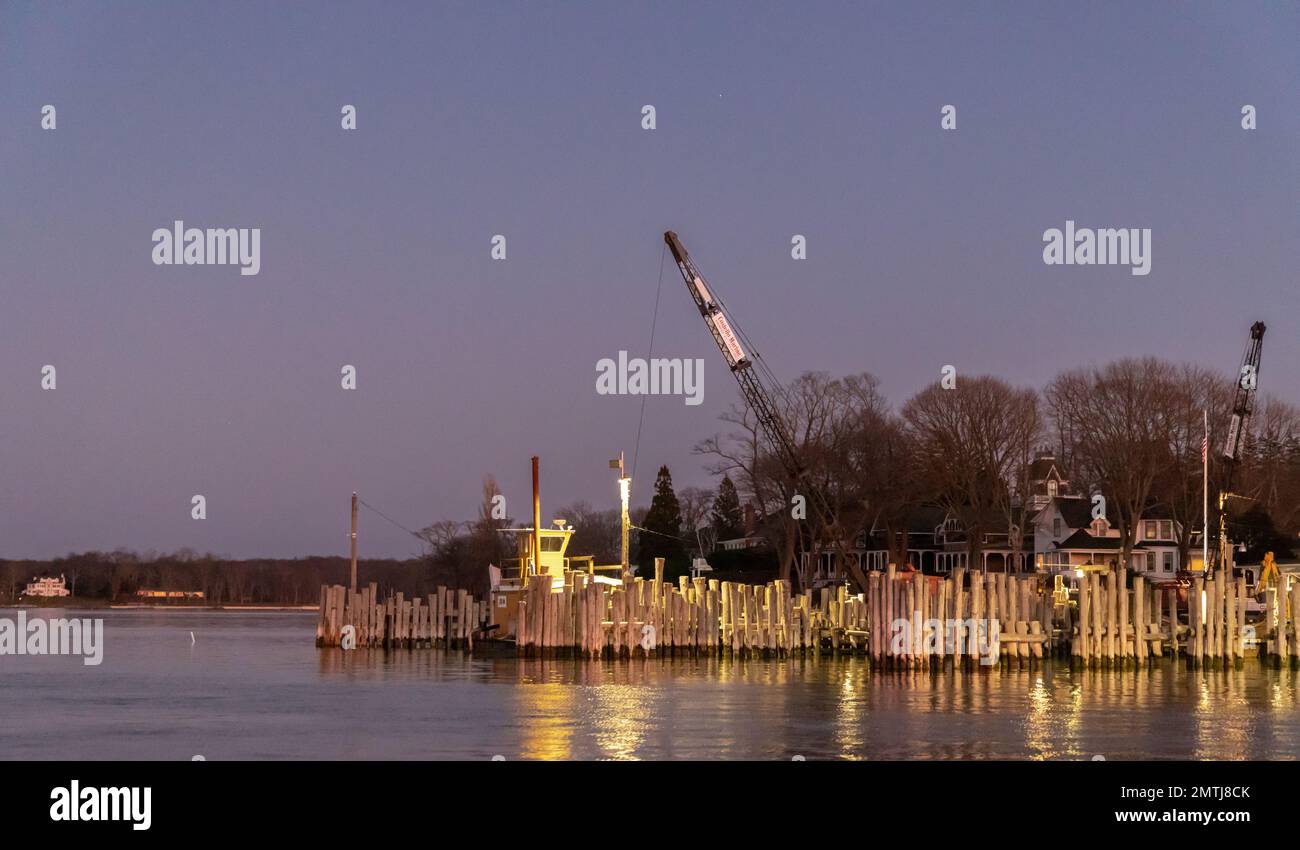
(631, 243, 668, 490)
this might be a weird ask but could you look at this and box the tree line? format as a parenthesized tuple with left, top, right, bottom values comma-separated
(694, 358, 1300, 587)
(8, 359, 1295, 602)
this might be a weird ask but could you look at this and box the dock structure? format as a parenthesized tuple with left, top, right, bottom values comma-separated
(315, 565, 1299, 669)
(315, 582, 486, 650)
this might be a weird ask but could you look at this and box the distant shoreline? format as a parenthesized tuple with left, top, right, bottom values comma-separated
(3, 600, 318, 612)
(110, 604, 319, 611)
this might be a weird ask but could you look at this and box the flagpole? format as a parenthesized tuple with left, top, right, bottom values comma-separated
(1203, 409, 1209, 576)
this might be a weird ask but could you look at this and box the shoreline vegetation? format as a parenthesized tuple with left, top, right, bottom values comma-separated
(2, 597, 318, 611)
(0, 552, 432, 609)
(4, 359, 1298, 606)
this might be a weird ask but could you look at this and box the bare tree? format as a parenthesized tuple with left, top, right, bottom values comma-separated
(854, 414, 920, 570)
(676, 486, 715, 558)
(903, 375, 1040, 571)
(695, 399, 801, 581)
(416, 519, 466, 553)
(697, 371, 895, 587)
(1154, 364, 1235, 567)
(1045, 358, 1177, 573)
(1241, 395, 1300, 537)
(557, 500, 621, 564)
(469, 475, 510, 576)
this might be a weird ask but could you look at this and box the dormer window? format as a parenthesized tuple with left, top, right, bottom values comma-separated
(1047, 480, 1058, 497)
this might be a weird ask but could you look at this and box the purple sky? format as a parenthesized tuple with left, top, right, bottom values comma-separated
(2, 2, 1297, 559)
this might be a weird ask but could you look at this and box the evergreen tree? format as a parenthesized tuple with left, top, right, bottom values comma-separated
(1237, 504, 1297, 561)
(710, 475, 745, 540)
(637, 466, 687, 581)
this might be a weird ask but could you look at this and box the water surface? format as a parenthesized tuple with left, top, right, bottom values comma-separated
(2, 609, 1297, 760)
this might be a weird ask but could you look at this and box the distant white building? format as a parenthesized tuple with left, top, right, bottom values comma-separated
(24, 575, 71, 598)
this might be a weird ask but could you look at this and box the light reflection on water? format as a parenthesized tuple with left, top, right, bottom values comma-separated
(1, 610, 1297, 760)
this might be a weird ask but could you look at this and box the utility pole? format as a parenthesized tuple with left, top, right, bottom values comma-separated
(1202, 411, 1209, 577)
(611, 452, 630, 579)
(531, 456, 541, 579)
(350, 491, 358, 593)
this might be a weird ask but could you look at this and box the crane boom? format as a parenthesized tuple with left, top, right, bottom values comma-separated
(664, 231, 871, 593)
(1216, 320, 1265, 573)
(1222, 321, 1266, 472)
(664, 231, 802, 477)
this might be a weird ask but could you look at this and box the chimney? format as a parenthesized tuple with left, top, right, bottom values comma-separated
(743, 502, 756, 535)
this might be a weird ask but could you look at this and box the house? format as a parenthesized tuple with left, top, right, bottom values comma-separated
(23, 575, 71, 598)
(716, 502, 769, 551)
(800, 502, 1038, 583)
(796, 449, 1209, 585)
(1036, 501, 1186, 582)
(1026, 451, 1071, 511)
(134, 589, 207, 601)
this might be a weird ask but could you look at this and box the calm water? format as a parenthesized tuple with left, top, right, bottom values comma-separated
(2, 608, 1298, 760)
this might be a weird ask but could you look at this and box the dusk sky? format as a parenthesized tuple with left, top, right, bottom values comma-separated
(2, 2, 1297, 559)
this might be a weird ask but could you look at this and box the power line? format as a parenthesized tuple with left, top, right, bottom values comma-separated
(357, 497, 424, 539)
(630, 523, 693, 543)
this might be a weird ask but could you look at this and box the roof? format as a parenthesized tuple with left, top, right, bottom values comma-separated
(1056, 529, 1149, 551)
(1028, 455, 1064, 482)
(1048, 496, 1123, 528)
(1139, 503, 1175, 520)
(905, 505, 947, 534)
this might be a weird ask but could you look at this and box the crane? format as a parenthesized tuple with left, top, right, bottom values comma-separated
(663, 231, 872, 593)
(1215, 320, 1266, 575)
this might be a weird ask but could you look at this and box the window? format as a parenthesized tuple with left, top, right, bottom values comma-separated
(496, 594, 507, 608)
(1145, 521, 1157, 540)
(1160, 521, 1173, 540)
(1053, 518, 1062, 538)
(540, 537, 564, 552)
(1163, 552, 1174, 573)
(1047, 480, 1058, 497)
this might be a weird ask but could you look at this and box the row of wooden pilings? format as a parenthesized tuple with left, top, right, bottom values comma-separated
(511, 562, 1050, 667)
(315, 582, 487, 649)
(1263, 577, 1300, 668)
(315, 568, 1300, 669)
(1070, 568, 1193, 668)
(517, 570, 821, 658)
(1071, 568, 1300, 669)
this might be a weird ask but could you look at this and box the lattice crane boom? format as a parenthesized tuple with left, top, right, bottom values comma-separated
(663, 231, 870, 593)
(1216, 320, 1266, 572)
